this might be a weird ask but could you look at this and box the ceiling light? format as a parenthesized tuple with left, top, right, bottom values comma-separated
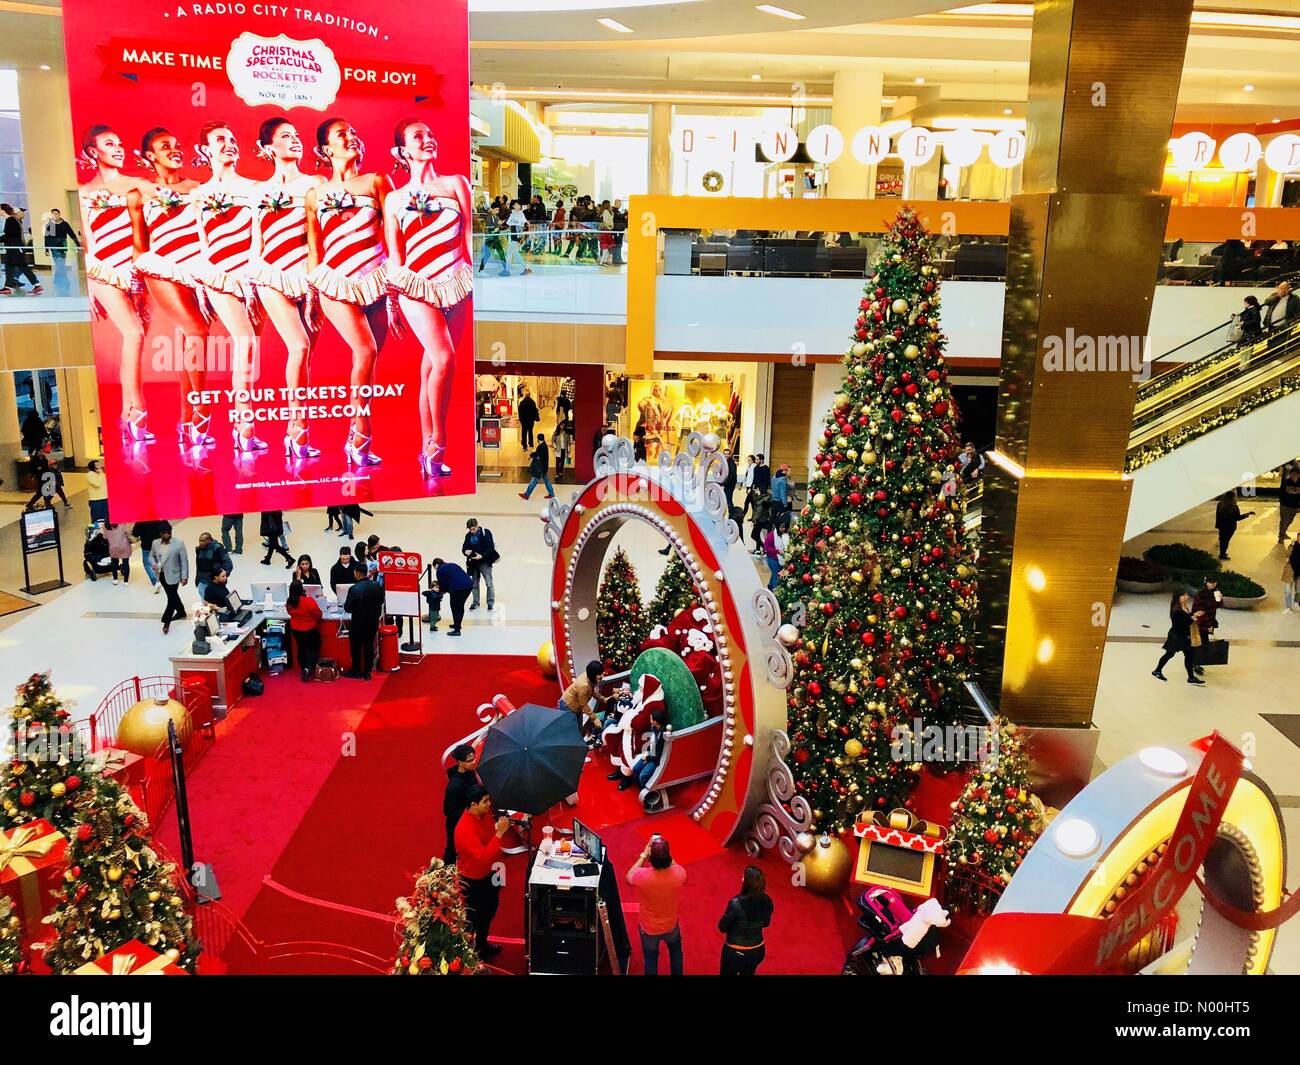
(40, 64, 51, 71)
(1138, 747, 1188, 777)
(597, 16, 632, 31)
(751, 74, 762, 81)
(1243, 84, 1255, 92)
(1274, 118, 1282, 124)
(756, 4, 805, 19)
(915, 77, 926, 85)
(1002, 108, 1013, 115)
(1053, 817, 1101, 859)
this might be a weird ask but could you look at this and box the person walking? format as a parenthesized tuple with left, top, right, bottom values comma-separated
(517, 386, 539, 450)
(462, 519, 498, 612)
(722, 447, 739, 516)
(1, 203, 42, 295)
(25, 447, 69, 510)
(430, 557, 473, 635)
(259, 511, 294, 567)
(1152, 592, 1205, 685)
(131, 518, 170, 593)
(750, 490, 773, 557)
(442, 743, 480, 865)
(343, 566, 385, 680)
(717, 865, 774, 975)
(454, 784, 509, 960)
(43, 209, 80, 294)
(519, 434, 555, 500)
(1192, 575, 1223, 678)
(151, 528, 189, 634)
(85, 459, 109, 525)
(1284, 536, 1300, 612)
(1278, 465, 1300, 544)
(771, 463, 792, 525)
(220, 513, 244, 555)
(102, 522, 132, 584)
(194, 531, 233, 602)
(286, 579, 323, 682)
(626, 836, 687, 976)
(739, 455, 756, 520)
(553, 420, 571, 479)
(1214, 490, 1253, 560)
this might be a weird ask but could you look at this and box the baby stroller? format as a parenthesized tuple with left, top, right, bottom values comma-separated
(841, 887, 948, 976)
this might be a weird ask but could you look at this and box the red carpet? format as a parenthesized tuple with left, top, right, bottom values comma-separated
(169, 654, 876, 974)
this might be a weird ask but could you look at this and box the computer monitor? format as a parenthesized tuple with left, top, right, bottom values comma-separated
(226, 588, 244, 613)
(571, 819, 604, 864)
(334, 583, 352, 607)
(303, 583, 323, 598)
(249, 581, 288, 607)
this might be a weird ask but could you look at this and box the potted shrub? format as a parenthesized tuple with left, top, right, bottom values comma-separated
(1142, 543, 1221, 581)
(1215, 570, 1267, 609)
(1116, 556, 1172, 594)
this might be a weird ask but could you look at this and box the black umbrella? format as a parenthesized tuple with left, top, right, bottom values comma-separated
(478, 704, 587, 815)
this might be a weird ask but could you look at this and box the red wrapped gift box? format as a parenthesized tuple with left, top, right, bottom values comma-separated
(0, 819, 69, 942)
(101, 748, 147, 789)
(74, 939, 188, 976)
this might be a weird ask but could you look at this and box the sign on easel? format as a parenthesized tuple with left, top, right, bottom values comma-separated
(378, 550, 424, 658)
(20, 509, 70, 594)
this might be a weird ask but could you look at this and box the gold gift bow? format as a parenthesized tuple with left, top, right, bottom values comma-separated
(0, 825, 59, 878)
(75, 950, 175, 975)
(871, 806, 948, 842)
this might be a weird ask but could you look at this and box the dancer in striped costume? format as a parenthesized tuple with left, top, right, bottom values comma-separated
(77, 125, 154, 443)
(192, 121, 263, 454)
(251, 117, 324, 461)
(131, 127, 212, 450)
(385, 119, 473, 480)
(306, 117, 393, 467)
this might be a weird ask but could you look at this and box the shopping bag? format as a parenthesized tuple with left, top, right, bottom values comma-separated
(1198, 640, 1230, 667)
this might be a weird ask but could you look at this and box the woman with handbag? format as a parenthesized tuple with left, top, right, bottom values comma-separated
(1152, 592, 1206, 685)
(286, 579, 323, 682)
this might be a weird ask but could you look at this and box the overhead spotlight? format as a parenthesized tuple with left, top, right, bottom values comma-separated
(1273, 117, 1282, 124)
(1003, 108, 1013, 115)
(1243, 84, 1255, 92)
(915, 77, 926, 85)
(756, 4, 806, 18)
(597, 17, 633, 32)
(40, 64, 51, 71)
(751, 73, 762, 81)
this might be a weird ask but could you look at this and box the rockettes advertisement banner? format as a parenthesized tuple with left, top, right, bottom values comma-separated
(60, 0, 475, 520)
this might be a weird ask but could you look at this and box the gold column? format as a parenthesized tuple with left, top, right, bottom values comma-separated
(978, 0, 1194, 727)
(649, 103, 673, 196)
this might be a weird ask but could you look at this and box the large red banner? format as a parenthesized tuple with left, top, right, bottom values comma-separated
(61, 0, 475, 521)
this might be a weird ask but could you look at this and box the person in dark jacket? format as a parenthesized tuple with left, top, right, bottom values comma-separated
(194, 532, 234, 600)
(718, 865, 774, 975)
(329, 546, 354, 595)
(618, 708, 669, 812)
(442, 743, 480, 864)
(430, 557, 474, 635)
(1239, 295, 1263, 343)
(1214, 490, 1253, 560)
(722, 447, 738, 509)
(1191, 576, 1223, 678)
(343, 569, 385, 679)
(1153, 592, 1205, 684)
(462, 518, 499, 611)
(260, 511, 294, 567)
(519, 434, 555, 500)
(517, 386, 539, 449)
(1278, 464, 1300, 544)
(1262, 280, 1300, 331)
(292, 554, 322, 587)
(751, 454, 771, 494)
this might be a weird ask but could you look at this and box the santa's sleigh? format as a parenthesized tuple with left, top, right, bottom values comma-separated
(599, 668, 724, 814)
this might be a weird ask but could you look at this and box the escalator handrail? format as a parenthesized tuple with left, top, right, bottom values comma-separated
(1134, 317, 1300, 419)
(1131, 326, 1300, 442)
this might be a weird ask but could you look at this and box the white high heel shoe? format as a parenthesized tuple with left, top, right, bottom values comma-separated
(345, 430, 382, 467)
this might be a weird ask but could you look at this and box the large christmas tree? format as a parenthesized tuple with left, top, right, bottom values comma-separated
(778, 207, 978, 833)
(393, 858, 481, 975)
(596, 548, 649, 672)
(42, 774, 200, 974)
(0, 895, 25, 975)
(647, 552, 699, 631)
(2, 673, 87, 832)
(947, 718, 1041, 891)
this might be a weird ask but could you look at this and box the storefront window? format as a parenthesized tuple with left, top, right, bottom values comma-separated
(0, 70, 28, 209)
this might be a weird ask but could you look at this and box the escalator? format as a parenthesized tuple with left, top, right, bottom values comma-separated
(1123, 315, 1300, 538)
(959, 313, 1300, 540)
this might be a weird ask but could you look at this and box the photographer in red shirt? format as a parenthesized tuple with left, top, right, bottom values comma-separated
(454, 784, 510, 960)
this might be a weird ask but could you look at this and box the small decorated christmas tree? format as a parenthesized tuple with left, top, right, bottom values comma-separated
(947, 718, 1041, 894)
(647, 552, 699, 631)
(393, 858, 480, 975)
(2, 673, 88, 832)
(42, 774, 200, 974)
(0, 895, 26, 975)
(596, 548, 649, 672)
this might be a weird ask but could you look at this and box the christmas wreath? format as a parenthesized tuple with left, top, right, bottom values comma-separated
(701, 170, 724, 193)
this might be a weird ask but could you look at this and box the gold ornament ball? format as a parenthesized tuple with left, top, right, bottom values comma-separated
(115, 697, 192, 758)
(904, 344, 920, 360)
(891, 298, 909, 315)
(844, 738, 863, 758)
(537, 641, 558, 680)
(799, 835, 854, 896)
(863, 451, 877, 465)
(51, 782, 66, 798)
(106, 866, 123, 883)
(812, 493, 827, 508)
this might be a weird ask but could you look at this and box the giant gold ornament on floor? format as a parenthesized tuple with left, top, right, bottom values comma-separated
(115, 697, 191, 757)
(537, 641, 558, 680)
(798, 834, 853, 896)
